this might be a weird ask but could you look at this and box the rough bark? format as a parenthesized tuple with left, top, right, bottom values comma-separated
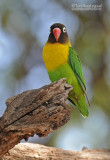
(2, 143, 110, 160)
(0, 78, 73, 158)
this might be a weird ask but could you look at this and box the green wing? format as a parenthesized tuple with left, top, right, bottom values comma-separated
(68, 47, 90, 105)
(68, 47, 86, 90)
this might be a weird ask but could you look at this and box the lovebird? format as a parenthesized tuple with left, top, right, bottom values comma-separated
(43, 23, 89, 117)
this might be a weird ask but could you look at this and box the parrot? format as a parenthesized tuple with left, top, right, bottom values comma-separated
(42, 23, 89, 117)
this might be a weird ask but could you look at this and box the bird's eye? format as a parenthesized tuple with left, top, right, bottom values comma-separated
(63, 27, 66, 33)
(50, 28, 51, 33)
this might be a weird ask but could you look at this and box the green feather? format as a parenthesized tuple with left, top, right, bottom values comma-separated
(68, 47, 86, 90)
(68, 47, 90, 106)
(48, 63, 89, 117)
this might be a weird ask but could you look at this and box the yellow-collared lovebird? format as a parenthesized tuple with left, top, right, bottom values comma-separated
(43, 23, 89, 117)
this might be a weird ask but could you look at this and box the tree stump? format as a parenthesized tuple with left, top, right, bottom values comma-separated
(0, 78, 73, 158)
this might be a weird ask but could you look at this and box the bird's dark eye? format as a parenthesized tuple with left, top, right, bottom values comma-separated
(63, 27, 66, 33)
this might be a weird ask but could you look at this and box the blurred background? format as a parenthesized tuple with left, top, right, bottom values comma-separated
(0, 0, 110, 150)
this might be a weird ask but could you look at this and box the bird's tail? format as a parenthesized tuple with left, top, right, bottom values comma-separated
(68, 92, 89, 117)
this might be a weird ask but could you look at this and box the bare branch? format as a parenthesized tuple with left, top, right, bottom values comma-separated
(2, 143, 110, 160)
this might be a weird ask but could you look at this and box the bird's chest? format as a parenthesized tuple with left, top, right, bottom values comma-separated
(43, 43, 69, 71)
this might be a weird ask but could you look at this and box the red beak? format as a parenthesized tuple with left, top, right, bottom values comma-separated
(53, 28, 61, 41)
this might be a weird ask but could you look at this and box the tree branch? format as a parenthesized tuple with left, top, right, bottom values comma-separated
(0, 78, 73, 158)
(2, 143, 110, 160)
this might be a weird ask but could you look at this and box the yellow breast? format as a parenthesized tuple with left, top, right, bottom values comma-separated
(43, 42, 71, 71)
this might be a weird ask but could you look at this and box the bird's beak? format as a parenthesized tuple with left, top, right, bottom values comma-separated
(53, 28, 61, 41)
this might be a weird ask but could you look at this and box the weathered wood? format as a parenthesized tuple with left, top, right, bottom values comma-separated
(2, 143, 110, 160)
(0, 78, 73, 158)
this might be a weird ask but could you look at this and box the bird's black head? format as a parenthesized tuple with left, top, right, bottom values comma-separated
(48, 23, 69, 44)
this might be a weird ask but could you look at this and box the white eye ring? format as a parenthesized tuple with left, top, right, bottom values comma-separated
(63, 27, 66, 32)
